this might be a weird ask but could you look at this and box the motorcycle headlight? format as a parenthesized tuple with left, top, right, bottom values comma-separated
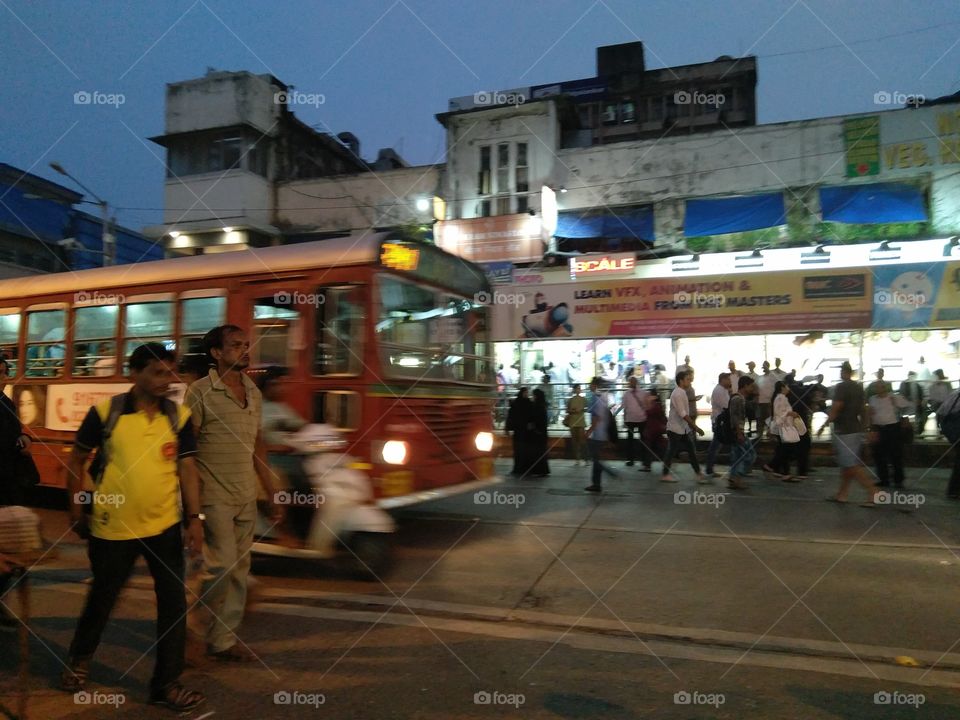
(475, 431, 494, 452)
(381, 440, 409, 465)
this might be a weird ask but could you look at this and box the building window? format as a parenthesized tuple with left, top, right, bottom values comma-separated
(601, 103, 618, 125)
(621, 101, 636, 123)
(479, 199, 491, 217)
(515, 142, 528, 193)
(516, 195, 529, 214)
(478, 146, 491, 195)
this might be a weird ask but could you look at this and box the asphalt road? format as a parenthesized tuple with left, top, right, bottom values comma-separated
(3, 457, 960, 719)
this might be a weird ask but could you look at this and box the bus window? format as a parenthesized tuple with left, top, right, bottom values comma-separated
(73, 305, 118, 376)
(312, 390, 360, 430)
(25, 308, 66, 377)
(252, 297, 299, 367)
(313, 285, 364, 375)
(376, 275, 490, 383)
(180, 296, 226, 358)
(0, 310, 19, 376)
(123, 301, 174, 363)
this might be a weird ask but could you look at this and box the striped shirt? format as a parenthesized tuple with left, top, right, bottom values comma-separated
(184, 368, 262, 505)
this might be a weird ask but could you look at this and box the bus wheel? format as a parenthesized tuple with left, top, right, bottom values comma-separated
(347, 532, 393, 579)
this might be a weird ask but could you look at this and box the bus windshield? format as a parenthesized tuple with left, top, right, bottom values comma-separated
(376, 273, 491, 383)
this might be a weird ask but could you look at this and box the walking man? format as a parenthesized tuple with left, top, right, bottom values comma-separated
(817, 362, 878, 507)
(705, 372, 732, 477)
(727, 376, 758, 489)
(584, 378, 619, 492)
(186, 325, 281, 662)
(757, 361, 776, 438)
(62, 343, 205, 712)
(662, 370, 705, 483)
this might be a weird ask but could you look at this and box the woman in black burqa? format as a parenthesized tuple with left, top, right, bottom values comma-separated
(506, 388, 533, 476)
(530, 388, 551, 477)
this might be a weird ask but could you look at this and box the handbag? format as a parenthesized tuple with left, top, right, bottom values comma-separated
(780, 423, 801, 443)
(793, 416, 807, 436)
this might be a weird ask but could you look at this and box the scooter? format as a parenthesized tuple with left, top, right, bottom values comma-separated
(251, 424, 396, 578)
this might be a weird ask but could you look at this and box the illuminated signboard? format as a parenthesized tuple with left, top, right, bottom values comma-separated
(380, 242, 421, 271)
(379, 240, 489, 298)
(569, 252, 636, 279)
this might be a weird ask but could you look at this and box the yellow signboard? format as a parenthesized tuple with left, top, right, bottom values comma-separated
(380, 242, 420, 272)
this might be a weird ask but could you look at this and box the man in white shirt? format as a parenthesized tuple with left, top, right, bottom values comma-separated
(867, 383, 910, 488)
(727, 361, 740, 393)
(771, 357, 787, 381)
(705, 373, 732, 476)
(744, 361, 760, 435)
(662, 370, 705, 483)
(757, 361, 777, 437)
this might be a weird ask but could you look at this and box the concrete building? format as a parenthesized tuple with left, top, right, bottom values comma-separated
(0, 163, 160, 278)
(147, 70, 433, 254)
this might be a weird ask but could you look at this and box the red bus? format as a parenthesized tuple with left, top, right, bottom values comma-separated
(0, 232, 499, 506)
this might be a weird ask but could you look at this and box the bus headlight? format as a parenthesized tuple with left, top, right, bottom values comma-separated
(475, 431, 494, 452)
(381, 440, 409, 465)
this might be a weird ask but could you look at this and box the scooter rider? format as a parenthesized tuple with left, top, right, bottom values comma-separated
(259, 367, 312, 541)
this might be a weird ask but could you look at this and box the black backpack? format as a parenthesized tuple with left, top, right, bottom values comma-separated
(606, 405, 619, 444)
(714, 405, 736, 444)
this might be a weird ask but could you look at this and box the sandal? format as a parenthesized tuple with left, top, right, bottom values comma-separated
(859, 501, 877, 508)
(60, 659, 89, 693)
(150, 681, 206, 712)
(825, 496, 848, 504)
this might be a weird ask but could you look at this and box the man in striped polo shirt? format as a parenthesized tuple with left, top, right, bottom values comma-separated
(185, 325, 281, 662)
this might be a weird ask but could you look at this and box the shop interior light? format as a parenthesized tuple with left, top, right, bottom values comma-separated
(944, 236, 960, 257)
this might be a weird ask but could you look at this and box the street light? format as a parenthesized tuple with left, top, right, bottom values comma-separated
(49, 162, 114, 266)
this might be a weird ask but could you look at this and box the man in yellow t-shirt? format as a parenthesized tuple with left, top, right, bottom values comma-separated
(62, 343, 205, 713)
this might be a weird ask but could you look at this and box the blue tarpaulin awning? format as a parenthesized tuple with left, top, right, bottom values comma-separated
(819, 183, 927, 224)
(684, 193, 786, 237)
(555, 207, 654, 241)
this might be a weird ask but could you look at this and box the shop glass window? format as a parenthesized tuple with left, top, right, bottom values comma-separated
(313, 285, 365, 375)
(621, 101, 636, 123)
(252, 297, 300, 367)
(179, 296, 227, 360)
(601, 103, 618, 124)
(0, 311, 20, 376)
(25, 309, 66, 377)
(73, 305, 118, 376)
(123, 302, 174, 364)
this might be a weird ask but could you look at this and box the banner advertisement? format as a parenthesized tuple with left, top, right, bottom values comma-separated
(45, 383, 132, 431)
(505, 270, 871, 340)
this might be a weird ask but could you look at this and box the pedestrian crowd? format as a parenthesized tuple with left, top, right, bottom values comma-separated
(503, 355, 960, 504)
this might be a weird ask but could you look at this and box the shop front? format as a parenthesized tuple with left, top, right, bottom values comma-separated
(489, 247, 960, 438)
